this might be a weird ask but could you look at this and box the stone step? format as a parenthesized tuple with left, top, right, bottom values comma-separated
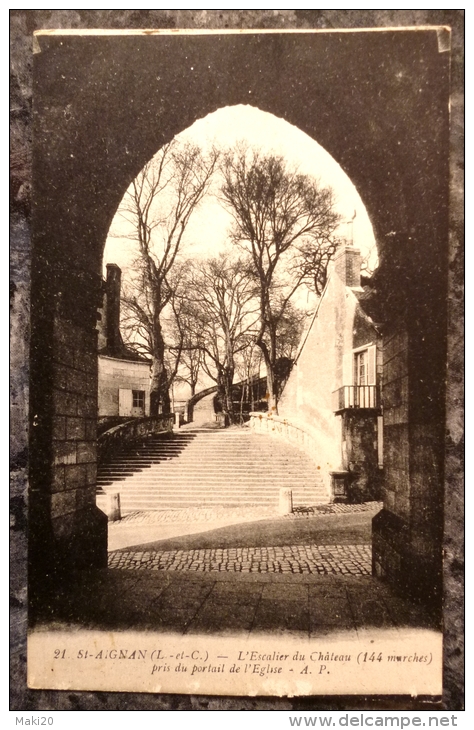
(96, 429, 330, 509)
(99, 463, 318, 475)
(135, 435, 298, 442)
(101, 483, 327, 494)
(102, 453, 315, 462)
(114, 449, 309, 461)
(98, 485, 326, 494)
(100, 458, 317, 469)
(120, 447, 310, 454)
(98, 463, 321, 475)
(97, 479, 325, 491)
(114, 496, 328, 511)
(98, 473, 324, 484)
(99, 480, 327, 491)
(115, 499, 328, 513)
(114, 498, 327, 510)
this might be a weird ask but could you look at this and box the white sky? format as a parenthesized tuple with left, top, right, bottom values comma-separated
(103, 104, 378, 275)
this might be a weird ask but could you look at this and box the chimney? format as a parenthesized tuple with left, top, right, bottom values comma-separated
(334, 244, 361, 288)
(105, 263, 122, 355)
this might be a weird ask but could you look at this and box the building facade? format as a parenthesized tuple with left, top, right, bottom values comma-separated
(97, 264, 151, 421)
(278, 244, 383, 502)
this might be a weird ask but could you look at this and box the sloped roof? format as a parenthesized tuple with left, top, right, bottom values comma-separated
(98, 343, 151, 363)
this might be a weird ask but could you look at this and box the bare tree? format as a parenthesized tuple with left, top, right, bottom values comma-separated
(220, 145, 340, 412)
(115, 140, 219, 415)
(167, 303, 203, 399)
(184, 253, 259, 424)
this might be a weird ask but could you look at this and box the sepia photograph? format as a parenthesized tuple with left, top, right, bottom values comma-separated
(10, 12, 464, 712)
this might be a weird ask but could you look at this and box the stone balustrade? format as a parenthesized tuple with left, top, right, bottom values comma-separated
(97, 414, 174, 464)
(248, 412, 331, 497)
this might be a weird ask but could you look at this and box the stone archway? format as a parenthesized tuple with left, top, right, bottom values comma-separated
(30, 29, 449, 608)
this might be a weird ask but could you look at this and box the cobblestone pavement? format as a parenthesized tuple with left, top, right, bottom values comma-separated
(112, 502, 382, 525)
(108, 543, 371, 575)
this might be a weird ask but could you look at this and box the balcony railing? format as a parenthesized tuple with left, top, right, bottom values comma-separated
(332, 385, 379, 412)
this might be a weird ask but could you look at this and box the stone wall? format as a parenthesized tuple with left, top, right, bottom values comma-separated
(379, 328, 409, 518)
(51, 317, 98, 512)
(372, 273, 445, 609)
(342, 411, 381, 502)
(29, 296, 108, 593)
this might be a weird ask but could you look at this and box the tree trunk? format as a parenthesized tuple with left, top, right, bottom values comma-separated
(239, 381, 246, 424)
(224, 382, 234, 423)
(256, 337, 279, 415)
(216, 366, 235, 425)
(150, 316, 171, 416)
(264, 358, 278, 415)
(150, 362, 171, 416)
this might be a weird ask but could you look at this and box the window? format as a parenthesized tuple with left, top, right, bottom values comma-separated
(354, 350, 367, 386)
(338, 344, 378, 409)
(353, 345, 376, 407)
(132, 390, 145, 409)
(342, 344, 376, 387)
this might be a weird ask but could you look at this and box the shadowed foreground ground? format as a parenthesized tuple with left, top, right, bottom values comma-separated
(31, 506, 439, 637)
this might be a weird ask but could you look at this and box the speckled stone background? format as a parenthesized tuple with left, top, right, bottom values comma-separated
(10, 10, 464, 711)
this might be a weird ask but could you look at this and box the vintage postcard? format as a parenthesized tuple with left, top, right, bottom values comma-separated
(25, 27, 451, 698)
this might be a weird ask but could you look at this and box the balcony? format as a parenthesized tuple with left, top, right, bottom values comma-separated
(333, 385, 379, 413)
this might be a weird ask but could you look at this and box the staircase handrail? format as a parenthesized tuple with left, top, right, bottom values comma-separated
(247, 411, 332, 497)
(97, 414, 174, 463)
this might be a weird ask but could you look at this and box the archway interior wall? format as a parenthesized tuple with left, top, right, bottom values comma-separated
(33, 30, 447, 268)
(30, 31, 450, 597)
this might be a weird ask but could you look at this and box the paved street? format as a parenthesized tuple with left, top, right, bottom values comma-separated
(107, 504, 378, 575)
(108, 543, 371, 575)
(32, 568, 437, 638)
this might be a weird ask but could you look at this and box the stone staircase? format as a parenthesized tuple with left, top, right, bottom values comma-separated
(96, 427, 329, 514)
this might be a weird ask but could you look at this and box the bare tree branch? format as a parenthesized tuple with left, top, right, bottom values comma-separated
(181, 253, 259, 423)
(220, 145, 340, 412)
(113, 139, 219, 415)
